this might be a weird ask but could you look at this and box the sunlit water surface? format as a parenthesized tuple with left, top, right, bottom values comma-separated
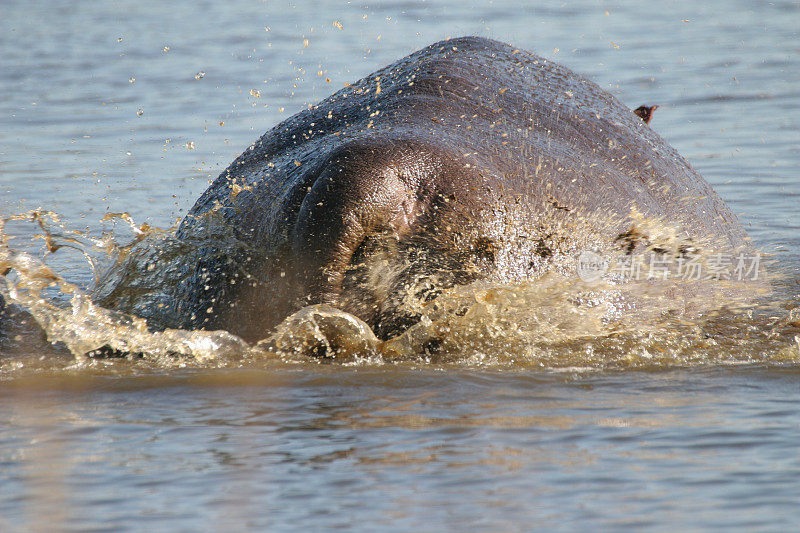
(1, 0, 799, 530)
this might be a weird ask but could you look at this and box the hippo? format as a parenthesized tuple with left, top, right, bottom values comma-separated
(97, 36, 750, 343)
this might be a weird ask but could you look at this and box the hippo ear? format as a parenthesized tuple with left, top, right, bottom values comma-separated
(633, 104, 659, 124)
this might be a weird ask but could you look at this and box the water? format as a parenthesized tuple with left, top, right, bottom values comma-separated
(1, 0, 799, 530)
(2, 367, 799, 531)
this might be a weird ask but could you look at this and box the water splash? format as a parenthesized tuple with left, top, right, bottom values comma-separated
(0, 211, 798, 372)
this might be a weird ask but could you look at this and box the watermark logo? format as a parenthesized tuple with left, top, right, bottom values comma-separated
(576, 250, 762, 282)
(577, 250, 609, 282)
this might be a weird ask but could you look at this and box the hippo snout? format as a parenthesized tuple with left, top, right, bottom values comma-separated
(292, 140, 435, 302)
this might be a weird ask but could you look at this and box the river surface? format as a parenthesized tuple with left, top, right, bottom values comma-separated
(1, 0, 799, 531)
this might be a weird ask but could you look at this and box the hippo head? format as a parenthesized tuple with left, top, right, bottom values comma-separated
(289, 138, 499, 339)
(115, 37, 750, 346)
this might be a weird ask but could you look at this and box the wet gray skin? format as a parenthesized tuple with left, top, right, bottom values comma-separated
(102, 36, 751, 342)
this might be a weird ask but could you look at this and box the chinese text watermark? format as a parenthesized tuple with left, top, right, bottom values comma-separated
(576, 250, 761, 282)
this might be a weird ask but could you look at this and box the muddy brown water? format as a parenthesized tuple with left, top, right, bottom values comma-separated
(1, 1, 799, 530)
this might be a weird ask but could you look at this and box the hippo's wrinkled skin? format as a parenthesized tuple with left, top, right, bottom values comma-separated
(110, 37, 749, 342)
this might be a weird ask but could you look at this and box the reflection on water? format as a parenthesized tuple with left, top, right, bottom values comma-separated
(2, 367, 799, 530)
(1, 0, 799, 529)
